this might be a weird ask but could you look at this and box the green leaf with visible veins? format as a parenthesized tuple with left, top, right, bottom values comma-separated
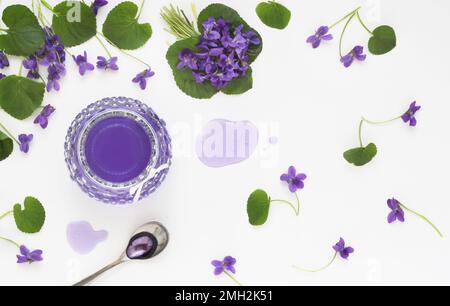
(14, 197, 46, 234)
(0, 75, 45, 120)
(256, 1, 291, 30)
(103, 1, 152, 50)
(368, 25, 397, 55)
(0, 5, 45, 56)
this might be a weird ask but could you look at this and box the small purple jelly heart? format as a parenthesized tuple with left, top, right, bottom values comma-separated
(67, 221, 108, 255)
(126, 232, 158, 260)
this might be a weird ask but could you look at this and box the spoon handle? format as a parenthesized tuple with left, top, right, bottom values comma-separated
(73, 258, 125, 286)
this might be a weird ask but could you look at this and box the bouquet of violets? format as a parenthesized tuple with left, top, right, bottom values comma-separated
(162, 3, 263, 99)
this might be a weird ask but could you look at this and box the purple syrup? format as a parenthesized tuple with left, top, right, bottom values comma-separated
(84, 116, 152, 183)
(66, 221, 108, 255)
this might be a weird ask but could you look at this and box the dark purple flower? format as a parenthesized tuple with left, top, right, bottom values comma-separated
(280, 166, 307, 193)
(96, 56, 119, 71)
(34, 104, 55, 129)
(18, 134, 33, 153)
(0, 51, 9, 69)
(387, 198, 405, 223)
(73, 51, 95, 76)
(333, 238, 354, 260)
(132, 68, 155, 90)
(0, 73, 5, 80)
(46, 63, 65, 92)
(177, 49, 198, 70)
(16, 245, 43, 264)
(211, 256, 237, 275)
(401, 101, 421, 127)
(341, 46, 366, 68)
(91, 0, 108, 15)
(23, 57, 40, 79)
(307, 26, 333, 48)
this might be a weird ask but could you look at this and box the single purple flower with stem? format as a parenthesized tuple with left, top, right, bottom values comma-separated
(0, 51, 9, 69)
(386, 197, 443, 237)
(401, 101, 421, 127)
(211, 256, 242, 286)
(72, 51, 95, 76)
(132, 68, 155, 90)
(16, 245, 43, 264)
(280, 166, 307, 193)
(91, 0, 108, 15)
(341, 45, 366, 68)
(34, 104, 56, 129)
(294, 238, 354, 272)
(18, 134, 33, 153)
(306, 26, 333, 48)
(96, 56, 119, 71)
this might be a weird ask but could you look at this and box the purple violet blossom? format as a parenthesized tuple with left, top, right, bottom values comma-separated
(96, 56, 119, 71)
(341, 46, 366, 68)
(177, 49, 198, 70)
(333, 238, 354, 259)
(0, 51, 9, 69)
(387, 198, 405, 223)
(280, 166, 307, 193)
(73, 51, 95, 76)
(211, 256, 237, 275)
(18, 134, 33, 153)
(401, 101, 421, 127)
(23, 57, 40, 79)
(306, 26, 333, 48)
(91, 0, 108, 15)
(16, 245, 43, 264)
(34, 105, 56, 129)
(132, 68, 155, 90)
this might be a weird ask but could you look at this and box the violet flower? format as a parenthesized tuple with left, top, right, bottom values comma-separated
(46, 63, 65, 92)
(0, 51, 9, 69)
(306, 26, 333, 48)
(34, 105, 55, 129)
(73, 51, 95, 76)
(401, 101, 421, 127)
(341, 46, 366, 68)
(91, 0, 108, 15)
(132, 68, 155, 90)
(0, 73, 5, 80)
(177, 49, 198, 70)
(211, 256, 242, 285)
(333, 238, 354, 259)
(18, 134, 33, 153)
(23, 57, 40, 79)
(16, 245, 43, 264)
(387, 198, 405, 223)
(280, 166, 307, 193)
(96, 56, 119, 71)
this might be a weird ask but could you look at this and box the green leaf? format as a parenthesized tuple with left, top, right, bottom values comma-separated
(197, 3, 263, 63)
(0, 131, 13, 162)
(368, 25, 396, 55)
(166, 37, 219, 99)
(221, 68, 253, 95)
(247, 189, 271, 226)
(102, 1, 152, 50)
(0, 5, 45, 56)
(344, 143, 378, 166)
(13, 197, 46, 234)
(52, 1, 97, 47)
(0, 76, 45, 120)
(256, 1, 291, 30)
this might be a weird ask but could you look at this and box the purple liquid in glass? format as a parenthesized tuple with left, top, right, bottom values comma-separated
(84, 116, 152, 183)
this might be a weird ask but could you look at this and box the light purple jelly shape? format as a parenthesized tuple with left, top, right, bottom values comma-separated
(67, 221, 108, 255)
(196, 119, 259, 168)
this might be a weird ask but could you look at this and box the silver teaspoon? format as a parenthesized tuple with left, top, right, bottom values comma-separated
(73, 221, 169, 286)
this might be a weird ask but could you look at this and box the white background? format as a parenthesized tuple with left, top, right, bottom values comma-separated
(1, 0, 450, 286)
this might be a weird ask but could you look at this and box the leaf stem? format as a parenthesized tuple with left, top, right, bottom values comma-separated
(362, 116, 401, 125)
(0, 236, 20, 248)
(137, 0, 146, 20)
(95, 35, 113, 58)
(356, 11, 373, 35)
(224, 271, 243, 286)
(0, 211, 12, 221)
(270, 194, 300, 216)
(0, 122, 20, 145)
(358, 119, 364, 147)
(293, 252, 338, 273)
(399, 203, 443, 238)
(329, 7, 360, 29)
(339, 12, 357, 58)
(40, 0, 54, 13)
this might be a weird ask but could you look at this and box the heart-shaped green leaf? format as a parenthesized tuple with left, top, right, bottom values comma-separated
(13, 197, 46, 234)
(103, 1, 152, 50)
(0, 5, 45, 56)
(344, 143, 378, 166)
(0, 131, 13, 162)
(221, 68, 253, 95)
(52, 1, 97, 47)
(368, 25, 396, 55)
(0, 75, 45, 120)
(247, 189, 271, 226)
(256, 1, 291, 30)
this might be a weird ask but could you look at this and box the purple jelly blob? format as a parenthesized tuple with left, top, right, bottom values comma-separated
(66, 221, 108, 255)
(84, 116, 152, 183)
(126, 232, 158, 260)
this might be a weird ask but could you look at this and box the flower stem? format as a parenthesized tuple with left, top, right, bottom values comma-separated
(224, 271, 243, 286)
(0, 122, 20, 145)
(40, 0, 54, 13)
(329, 7, 360, 29)
(293, 252, 338, 273)
(362, 116, 401, 125)
(399, 203, 443, 238)
(0, 236, 20, 248)
(339, 12, 356, 58)
(358, 119, 364, 147)
(271, 199, 299, 216)
(18, 63, 23, 76)
(95, 35, 113, 58)
(137, 0, 146, 20)
(356, 11, 373, 35)
(0, 211, 12, 221)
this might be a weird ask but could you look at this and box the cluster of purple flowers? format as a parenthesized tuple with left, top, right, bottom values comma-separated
(23, 27, 66, 92)
(177, 17, 261, 89)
